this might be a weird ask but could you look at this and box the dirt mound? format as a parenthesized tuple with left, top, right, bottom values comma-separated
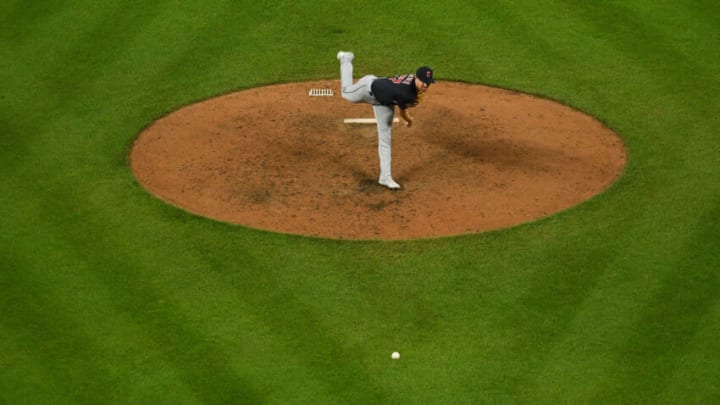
(130, 81, 626, 240)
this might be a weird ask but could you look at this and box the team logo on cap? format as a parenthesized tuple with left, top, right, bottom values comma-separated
(416, 66, 434, 84)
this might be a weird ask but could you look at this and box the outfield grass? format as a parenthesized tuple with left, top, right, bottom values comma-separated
(2, 0, 719, 403)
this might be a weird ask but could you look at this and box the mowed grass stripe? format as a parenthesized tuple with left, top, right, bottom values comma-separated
(3, 201, 297, 402)
(619, 1, 720, 86)
(505, 210, 719, 402)
(607, 200, 720, 401)
(0, 244, 172, 403)
(0, 190, 202, 402)
(6, 2, 162, 111)
(660, 301, 720, 401)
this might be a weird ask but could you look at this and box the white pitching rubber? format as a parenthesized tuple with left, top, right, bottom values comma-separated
(343, 118, 400, 124)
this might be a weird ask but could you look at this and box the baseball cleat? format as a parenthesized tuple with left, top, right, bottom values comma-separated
(379, 177, 401, 190)
(336, 51, 354, 61)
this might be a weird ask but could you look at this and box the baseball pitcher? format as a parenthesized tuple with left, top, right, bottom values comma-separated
(337, 51, 434, 190)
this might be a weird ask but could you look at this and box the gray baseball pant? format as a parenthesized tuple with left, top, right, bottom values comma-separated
(339, 59, 395, 182)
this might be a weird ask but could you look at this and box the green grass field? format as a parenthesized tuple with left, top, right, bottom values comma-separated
(2, 0, 719, 403)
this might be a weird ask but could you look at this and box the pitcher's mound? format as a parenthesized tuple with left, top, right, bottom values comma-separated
(129, 81, 626, 240)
